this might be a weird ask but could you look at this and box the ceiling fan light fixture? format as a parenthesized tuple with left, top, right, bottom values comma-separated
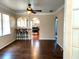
(27, 10, 32, 14)
(26, 4, 33, 14)
(27, 7, 32, 11)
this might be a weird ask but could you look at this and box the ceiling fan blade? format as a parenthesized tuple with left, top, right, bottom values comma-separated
(16, 10, 42, 13)
(33, 10, 42, 12)
(32, 11, 36, 14)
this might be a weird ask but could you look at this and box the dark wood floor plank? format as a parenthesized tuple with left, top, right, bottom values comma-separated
(0, 40, 63, 59)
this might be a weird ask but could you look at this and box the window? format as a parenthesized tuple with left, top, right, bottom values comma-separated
(0, 13, 10, 36)
(2, 14, 10, 35)
(72, 10, 79, 28)
(17, 17, 33, 29)
(72, 10, 79, 46)
(72, 0, 79, 59)
(72, 7, 79, 44)
(73, 0, 79, 9)
(17, 17, 27, 28)
(0, 13, 2, 36)
(72, 11, 79, 59)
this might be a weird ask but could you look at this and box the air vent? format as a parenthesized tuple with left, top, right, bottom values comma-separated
(49, 10, 53, 12)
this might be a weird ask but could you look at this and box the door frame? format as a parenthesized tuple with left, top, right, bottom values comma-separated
(63, 0, 72, 59)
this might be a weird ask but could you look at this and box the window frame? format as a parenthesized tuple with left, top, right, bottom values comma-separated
(2, 14, 11, 35)
(0, 13, 11, 37)
(0, 13, 2, 36)
(17, 17, 33, 29)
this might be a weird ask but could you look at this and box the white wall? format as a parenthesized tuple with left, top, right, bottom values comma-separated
(34, 15, 54, 39)
(54, 6, 64, 47)
(17, 15, 54, 40)
(0, 4, 16, 49)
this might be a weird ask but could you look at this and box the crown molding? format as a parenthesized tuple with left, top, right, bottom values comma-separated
(0, 2, 16, 16)
(53, 5, 64, 15)
(16, 12, 55, 16)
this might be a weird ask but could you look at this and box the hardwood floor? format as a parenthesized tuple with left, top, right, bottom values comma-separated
(0, 40, 63, 59)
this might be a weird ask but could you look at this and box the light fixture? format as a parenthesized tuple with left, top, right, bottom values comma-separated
(26, 0, 42, 14)
(26, 4, 33, 14)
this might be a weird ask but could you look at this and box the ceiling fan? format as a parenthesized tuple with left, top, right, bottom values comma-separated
(26, 0, 42, 14)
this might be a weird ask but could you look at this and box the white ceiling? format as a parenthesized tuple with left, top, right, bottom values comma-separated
(0, 0, 64, 13)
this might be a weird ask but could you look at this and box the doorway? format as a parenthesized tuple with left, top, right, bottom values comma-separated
(54, 16, 58, 41)
(32, 17, 40, 40)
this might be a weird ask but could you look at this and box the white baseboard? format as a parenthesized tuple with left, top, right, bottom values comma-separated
(16, 37, 32, 40)
(16, 38, 55, 40)
(39, 38, 55, 40)
(57, 42, 63, 49)
(0, 39, 16, 50)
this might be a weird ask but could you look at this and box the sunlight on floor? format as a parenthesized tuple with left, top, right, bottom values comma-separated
(31, 40, 40, 48)
(2, 51, 13, 59)
(31, 40, 40, 59)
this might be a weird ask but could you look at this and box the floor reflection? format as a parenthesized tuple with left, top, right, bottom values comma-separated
(0, 40, 63, 59)
(31, 40, 40, 48)
(31, 40, 40, 59)
(2, 51, 13, 59)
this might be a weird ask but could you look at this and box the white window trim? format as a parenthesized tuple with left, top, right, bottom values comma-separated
(0, 13, 11, 37)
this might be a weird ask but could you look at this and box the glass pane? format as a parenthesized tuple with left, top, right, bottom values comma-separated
(72, 47, 79, 59)
(28, 20, 32, 29)
(17, 17, 27, 28)
(72, 10, 79, 28)
(3, 14, 10, 35)
(73, 0, 79, 9)
(72, 29, 79, 47)
(17, 19, 21, 28)
(0, 13, 2, 36)
(23, 18, 27, 28)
